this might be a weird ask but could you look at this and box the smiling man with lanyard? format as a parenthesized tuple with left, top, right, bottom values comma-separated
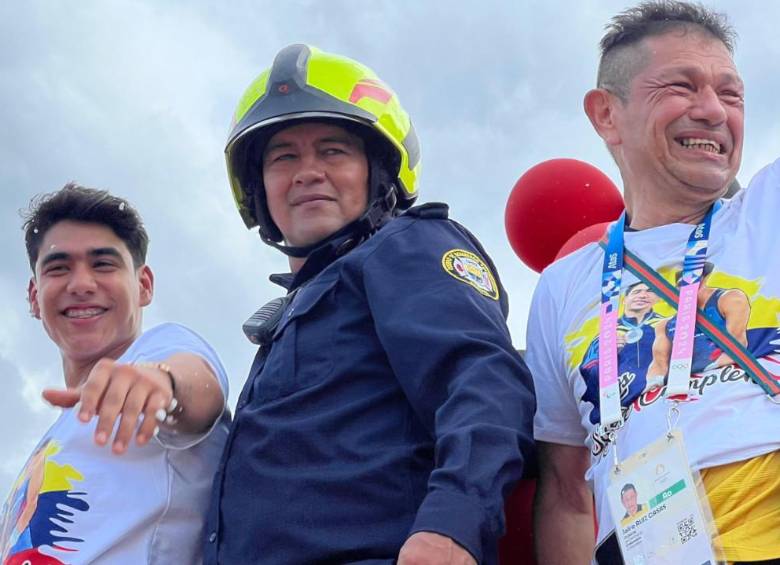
(527, 1, 780, 564)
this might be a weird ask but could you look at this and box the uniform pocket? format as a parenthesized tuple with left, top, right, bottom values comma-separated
(257, 276, 338, 401)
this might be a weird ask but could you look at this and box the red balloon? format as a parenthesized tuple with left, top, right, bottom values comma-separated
(554, 221, 613, 261)
(505, 158, 623, 272)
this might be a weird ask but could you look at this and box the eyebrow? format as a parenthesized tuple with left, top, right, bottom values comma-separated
(39, 247, 124, 267)
(264, 135, 359, 155)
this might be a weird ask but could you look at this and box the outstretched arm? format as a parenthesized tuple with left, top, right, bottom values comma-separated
(43, 352, 223, 454)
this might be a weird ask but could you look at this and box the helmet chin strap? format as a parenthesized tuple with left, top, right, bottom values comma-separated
(261, 185, 397, 259)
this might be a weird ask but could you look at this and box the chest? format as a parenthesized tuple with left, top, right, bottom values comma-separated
(245, 272, 389, 404)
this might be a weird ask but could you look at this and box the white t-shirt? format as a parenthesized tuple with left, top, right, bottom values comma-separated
(0, 323, 229, 564)
(527, 158, 780, 545)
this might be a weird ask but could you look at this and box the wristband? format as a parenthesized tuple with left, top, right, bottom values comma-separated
(136, 362, 182, 425)
(152, 362, 176, 396)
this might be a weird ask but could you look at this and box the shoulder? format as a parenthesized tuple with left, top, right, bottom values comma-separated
(719, 287, 749, 305)
(134, 322, 211, 349)
(141, 322, 200, 338)
(541, 240, 603, 279)
(533, 241, 604, 314)
(746, 157, 780, 193)
(374, 204, 498, 268)
(364, 203, 492, 261)
(121, 323, 228, 391)
(526, 242, 603, 369)
(349, 203, 509, 310)
(737, 157, 780, 211)
(351, 203, 499, 281)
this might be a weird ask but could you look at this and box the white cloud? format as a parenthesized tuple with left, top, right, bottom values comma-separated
(0, 357, 59, 493)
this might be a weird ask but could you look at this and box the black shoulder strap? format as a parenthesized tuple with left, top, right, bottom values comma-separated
(404, 202, 449, 219)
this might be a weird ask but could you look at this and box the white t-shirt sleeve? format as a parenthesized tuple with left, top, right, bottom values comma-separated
(119, 322, 229, 449)
(743, 157, 780, 217)
(526, 271, 588, 447)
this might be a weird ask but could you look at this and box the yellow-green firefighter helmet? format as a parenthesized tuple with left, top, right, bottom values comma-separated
(225, 44, 421, 241)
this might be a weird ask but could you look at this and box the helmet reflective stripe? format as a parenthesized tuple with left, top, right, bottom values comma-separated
(225, 44, 420, 235)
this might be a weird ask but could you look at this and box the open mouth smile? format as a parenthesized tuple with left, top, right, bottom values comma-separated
(676, 137, 724, 155)
(63, 307, 107, 319)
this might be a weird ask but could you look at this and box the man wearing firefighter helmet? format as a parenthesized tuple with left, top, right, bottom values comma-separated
(204, 44, 535, 565)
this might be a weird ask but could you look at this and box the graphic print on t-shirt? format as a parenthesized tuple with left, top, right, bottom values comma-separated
(564, 264, 780, 457)
(0, 440, 90, 564)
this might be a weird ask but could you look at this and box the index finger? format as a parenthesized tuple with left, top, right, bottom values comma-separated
(78, 358, 116, 422)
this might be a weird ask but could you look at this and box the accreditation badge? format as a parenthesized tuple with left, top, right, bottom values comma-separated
(607, 430, 722, 564)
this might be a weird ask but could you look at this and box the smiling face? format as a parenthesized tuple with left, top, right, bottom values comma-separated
(28, 221, 153, 368)
(262, 121, 369, 249)
(610, 30, 744, 207)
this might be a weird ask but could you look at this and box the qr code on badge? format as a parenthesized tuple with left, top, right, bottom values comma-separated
(677, 514, 697, 544)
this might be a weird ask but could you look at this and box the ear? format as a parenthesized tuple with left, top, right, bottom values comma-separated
(583, 88, 623, 146)
(137, 265, 154, 307)
(27, 277, 41, 319)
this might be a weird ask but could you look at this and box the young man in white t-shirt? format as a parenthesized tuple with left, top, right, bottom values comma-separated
(0, 183, 229, 564)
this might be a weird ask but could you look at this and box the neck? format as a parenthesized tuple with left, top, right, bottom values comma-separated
(62, 358, 100, 389)
(698, 285, 714, 306)
(624, 184, 722, 230)
(627, 199, 715, 230)
(61, 336, 139, 389)
(624, 309, 645, 322)
(288, 256, 306, 273)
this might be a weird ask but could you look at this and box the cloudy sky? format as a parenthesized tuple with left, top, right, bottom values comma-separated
(1, 0, 778, 495)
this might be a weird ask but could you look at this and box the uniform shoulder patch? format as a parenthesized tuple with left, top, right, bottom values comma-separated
(441, 249, 499, 300)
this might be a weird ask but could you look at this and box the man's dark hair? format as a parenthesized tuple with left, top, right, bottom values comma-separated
(627, 281, 652, 294)
(620, 483, 637, 497)
(597, 1, 737, 100)
(22, 182, 149, 272)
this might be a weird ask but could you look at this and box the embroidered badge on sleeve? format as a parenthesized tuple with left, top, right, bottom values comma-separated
(441, 249, 500, 300)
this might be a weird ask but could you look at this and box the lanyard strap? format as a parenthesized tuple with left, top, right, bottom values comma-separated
(666, 207, 715, 396)
(598, 215, 626, 428)
(614, 244, 780, 398)
(598, 207, 718, 429)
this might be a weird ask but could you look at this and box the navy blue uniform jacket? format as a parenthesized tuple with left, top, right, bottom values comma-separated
(204, 204, 535, 564)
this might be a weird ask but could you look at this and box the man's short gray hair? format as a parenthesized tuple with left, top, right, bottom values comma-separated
(597, 1, 736, 100)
